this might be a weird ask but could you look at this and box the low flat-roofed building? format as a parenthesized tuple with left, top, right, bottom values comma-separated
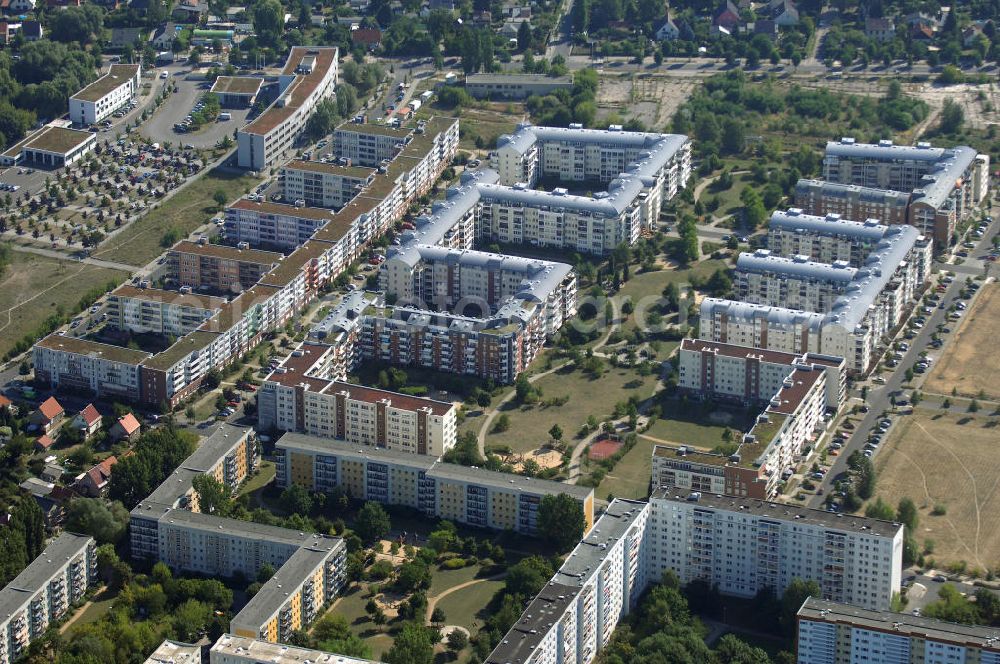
(70, 63, 141, 125)
(144, 640, 202, 664)
(465, 73, 573, 99)
(0, 125, 97, 167)
(210, 76, 264, 107)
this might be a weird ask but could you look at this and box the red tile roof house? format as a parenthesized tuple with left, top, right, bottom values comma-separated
(73, 404, 103, 440)
(109, 413, 142, 443)
(34, 434, 56, 453)
(30, 397, 65, 436)
(77, 455, 119, 498)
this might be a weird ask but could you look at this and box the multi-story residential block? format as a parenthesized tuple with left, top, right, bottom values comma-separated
(69, 64, 141, 125)
(237, 48, 339, 171)
(166, 241, 283, 293)
(700, 222, 932, 373)
(224, 200, 341, 251)
(273, 432, 595, 534)
(211, 634, 382, 664)
(257, 342, 457, 456)
(735, 250, 857, 313)
(797, 597, 1000, 664)
(767, 209, 895, 267)
(106, 285, 227, 337)
(33, 335, 150, 401)
(0, 533, 96, 664)
(332, 122, 411, 167)
(821, 138, 988, 246)
(647, 491, 904, 611)
(143, 640, 203, 664)
(280, 160, 375, 209)
(229, 537, 346, 643)
(485, 499, 650, 664)
(465, 73, 573, 99)
(794, 179, 911, 228)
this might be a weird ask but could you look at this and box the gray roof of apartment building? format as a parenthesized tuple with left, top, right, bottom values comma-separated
(275, 432, 593, 499)
(699, 297, 826, 332)
(651, 489, 903, 538)
(552, 499, 648, 588)
(769, 208, 888, 241)
(825, 137, 946, 162)
(911, 145, 978, 209)
(737, 250, 858, 283)
(310, 290, 382, 339)
(146, 507, 324, 547)
(466, 73, 574, 86)
(231, 537, 343, 628)
(498, 123, 686, 156)
(0, 533, 92, 619)
(484, 582, 579, 664)
(798, 597, 1000, 651)
(212, 635, 384, 664)
(795, 179, 912, 205)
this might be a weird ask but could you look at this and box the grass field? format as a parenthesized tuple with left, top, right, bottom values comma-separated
(432, 578, 504, 631)
(93, 167, 258, 267)
(0, 251, 127, 359)
(615, 259, 729, 332)
(643, 399, 754, 449)
(923, 284, 1000, 400)
(238, 461, 275, 496)
(872, 410, 1000, 571)
(485, 364, 658, 454)
(327, 586, 395, 659)
(595, 435, 657, 501)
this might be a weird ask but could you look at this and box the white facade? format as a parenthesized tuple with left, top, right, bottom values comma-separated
(648, 492, 904, 611)
(211, 635, 381, 664)
(33, 337, 149, 401)
(107, 287, 225, 337)
(280, 160, 375, 208)
(69, 64, 141, 125)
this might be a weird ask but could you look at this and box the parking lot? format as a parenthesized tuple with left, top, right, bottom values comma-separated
(140, 71, 254, 149)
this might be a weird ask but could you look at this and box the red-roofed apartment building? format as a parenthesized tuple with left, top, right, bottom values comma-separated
(30, 397, 65, 435)
(73, 404, 103, 440)
(109, 413, 141, 443)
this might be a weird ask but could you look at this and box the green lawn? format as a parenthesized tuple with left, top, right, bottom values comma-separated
(325, 585, 396, 658)
(428, 563, 485, 596)
(432, 578, 504, 631)
(239, 461, 275, 496)
(642, 399, 755, 449)
(485, 365, 658, 455)
(0, 251, 126, 359)
(595, 435, 657, 502)
(93, 167, 258, 267)
(616, 259, 729, 333)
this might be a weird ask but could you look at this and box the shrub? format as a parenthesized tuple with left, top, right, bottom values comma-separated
(932, 504, 947, 516)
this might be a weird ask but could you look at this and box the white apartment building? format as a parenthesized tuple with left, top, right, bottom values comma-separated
(485, 499, 650, 664)
(69, 64, 141, 125)
(143, 640, 202, 664)
(797, 598, 1000, 664)
(33, 335, 150, 401)
(767, 209, 893, 267)
(736, 250, 857, 313)
(648, 491, 904, 611)
(0, 533, 96, 664)
(280, 160, 375, 208)
(257, 341, 458, 456)
(211, 634, 382, 664)
(332, 122, 412, 167)
(225, 199, 340, 250)
(106, 285, 227, 337)
(237, 48, 339, 171)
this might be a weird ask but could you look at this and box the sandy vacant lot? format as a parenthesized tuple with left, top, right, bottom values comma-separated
(874, 410, 1000, 571)
(597, 74, 695, 130)
(924, 283, 1000, 399)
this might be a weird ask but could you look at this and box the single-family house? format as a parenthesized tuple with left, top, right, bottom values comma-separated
(865, 16, 896, 43)
(172, 0, 208, 20)
(903, 11, 940, 29)
(713, 0, 741, 31)
(499, 19, 526, 38)
(21, 19, 41, 40)
(769, 0, 798, 26)
(110, 26, 147, 49)
(751, 19, 778, 38)
(911, 23, 935, 41)
(76, 455, 119, 497)
(9, 0, 35, 11)
(30, 397, 64, 436)
(963, 24, 985, 47)
(34, 434, 56, 452)
(41, 463, 64, 483)
(473, 10, 491, 25)
(74, 404, 102, 440)
(351, 27, 382, 50)
(109, 412, 141, 443)
(152, 21, 179, 48)
(655, 16, 680, 41)
(710, 24, 732, 38)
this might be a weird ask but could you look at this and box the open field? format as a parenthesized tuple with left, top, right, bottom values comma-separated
(615, 259, 728, 333)
(596, 74, 696, 130)
(595, 435, 656, 501)
(923, 284, 1000, 400)
(643, 399, 754, 449)
(0, 251, 126, 359)
(92, 167, 258, 267)
(484, 364, 658, 455)
(432, 577, 504, 631)
(873, 410, 1000, 571)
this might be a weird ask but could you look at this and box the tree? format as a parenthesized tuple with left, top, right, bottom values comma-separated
(355, 501, 391, 543)
(384, 623, 434, 664)
(517, 20, 532, 51)
(864, 497, 895, 521)
(446, 629, 468, 652)
(781, 578, 821, 634)
(280, 484, 313, 515)
(213, 189, 228, 209)
(50, 5, 105, 44)
(395, 559, 431, 593)
(251, 0, 284, 45)
(193, 474, 232, 516)
(939, 99, 965, 134)
(721, 118, 745, 155)
(313, 614, 372, 659)
(538, 494, 585, 552)
(548, 424, 563, 441)
(173, 599, 213, 641)
(897, 497, 918, 532)
(430, 607, 446, 623)
(64, 498, 129, 544)
(504, 556, 554, 599)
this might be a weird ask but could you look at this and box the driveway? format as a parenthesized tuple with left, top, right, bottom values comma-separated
(140, 72, 252, 149)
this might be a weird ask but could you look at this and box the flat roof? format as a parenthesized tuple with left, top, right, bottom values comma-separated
(12, 126, 95, 156)
(323, 381, 454, 416)
(212, 635, 383, 664)
(36, 334, 152, 365)
(0, 533, 92, 618)
(257, 251, 312, 288)
(651, 489, 904, 538)
(148, 507, 322, 546)
(200, 284, 280, 332)
(183, 424, 253, 474)
(553, 499, 648, 586)
(110, 285, 227, 311)
(143, 640, 202, 664)
(680, 338, 802, 366)
(210, 75, 263, 96)
(231, 538, 343, 627)
(72, 64, 140, 103)
(169, 240, 283, 264)
(241, 47, 338, 136)
(334, 121, 412, 138)
(466, 73, 573, 85)
(140, 330, 219, 370)
(228, 198, 340, 222)
(798, 597, 1000, 652)
(282, 159, 375, 179)
(767, 366, 822, 416)
(484, 582, 578, 664)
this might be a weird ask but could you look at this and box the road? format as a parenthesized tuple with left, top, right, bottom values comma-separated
(6, 243, 138, 272)
(806, 212, 1000, 509)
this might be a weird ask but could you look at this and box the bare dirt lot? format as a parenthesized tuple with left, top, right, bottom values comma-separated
(874, 410, 1000, 571)
(924, 283, 1000, 399)
(597, 74, 696, 130)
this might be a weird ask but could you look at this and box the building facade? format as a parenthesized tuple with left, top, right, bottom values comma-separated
(166, 241, 282, 294)
(106, 285, 227, 337)
(280, 160, 375, 209)
(465, 73, 574, 99)
(69, 64, 141, 125)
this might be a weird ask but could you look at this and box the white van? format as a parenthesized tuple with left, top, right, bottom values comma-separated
(219, 112, 232, 121)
